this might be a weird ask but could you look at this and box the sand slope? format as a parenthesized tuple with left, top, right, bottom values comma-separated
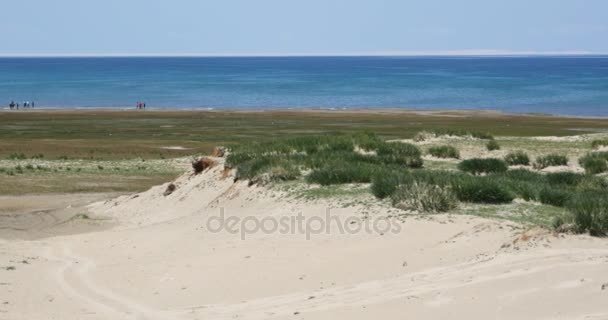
(2, 161, 608, 319)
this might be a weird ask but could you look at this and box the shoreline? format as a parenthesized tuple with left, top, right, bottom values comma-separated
(2, 107, 608, 120)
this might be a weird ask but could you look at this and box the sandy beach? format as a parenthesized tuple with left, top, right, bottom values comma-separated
(2, 152, 608, 319)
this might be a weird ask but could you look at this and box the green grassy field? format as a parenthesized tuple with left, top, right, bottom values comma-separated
(1, 109, 607, 195)
(2, 109, 608, 159)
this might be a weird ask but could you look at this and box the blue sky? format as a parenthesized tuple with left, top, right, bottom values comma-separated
(1, 0, 607, 55)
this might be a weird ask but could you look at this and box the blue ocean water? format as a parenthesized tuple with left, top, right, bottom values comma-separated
(1, 56, 608, 116)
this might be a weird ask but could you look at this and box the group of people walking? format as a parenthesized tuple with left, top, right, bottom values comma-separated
(136, 101, 146, 109)
(8, 101, 34, 110)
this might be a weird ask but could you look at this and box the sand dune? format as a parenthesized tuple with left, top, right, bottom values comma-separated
(1, 159, 608, 319)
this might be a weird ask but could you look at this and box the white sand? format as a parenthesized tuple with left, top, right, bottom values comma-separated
(1, 160, 608, 319)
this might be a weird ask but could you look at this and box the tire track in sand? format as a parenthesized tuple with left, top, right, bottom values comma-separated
(188, 249, 608, 320)
(45, 244, 183, 320)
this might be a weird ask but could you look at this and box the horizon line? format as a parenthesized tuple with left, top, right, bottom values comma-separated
(0, 50, 606, 58)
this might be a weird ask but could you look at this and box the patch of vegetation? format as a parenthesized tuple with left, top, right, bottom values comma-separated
(391, 182, 458, 212)
(228, 133, 423, 187)
(579, 152, 608, 174)
(8, 153, 26, 160)
(452, 177, 514, 204)
(504, 151, 530, 166)
(539, 187, 571, 207)
(371, 170, 407, 199)
(545, 172, 584, 186)
(414, 129, 494, 141)
(427, 145, 460, 159)
(533, 154, 568, 169)
(306, 162, 377, 185)
(567, 191, 608, 236)
(486, 140, 500, 151)
(458, 158, 508, 175)
(591, 139, 608, 149)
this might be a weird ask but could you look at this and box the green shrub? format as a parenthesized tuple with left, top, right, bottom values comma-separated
(579, 153, 608, 174)
(353, 132, 385, 151)
(458, 158, 508, 175)
(235, 157, 300, 183)
(226, 152, 255, 168)
(486, 140, 500, 151)
(306, 163, 377, 185)
(534, 154, 568, 169)
(504, 151, 530, 166)
(567, 191, 608, 235)
(497, 177, 540, 201)
(545, 172, 584, 186)
(428, 145, 460, 159)
(371, 170, 405, 199)
(376, 142, 423, 168)
(591, 139, 608, 149)
(391, 182, 458, 212)
(452, 178, 514, 204)
(326, 137, 355, 152)
(539, 188, 571, 207)
(500, 168, 543, 182)
(510, 182, 539, 201)
(8, 153, 26, 160)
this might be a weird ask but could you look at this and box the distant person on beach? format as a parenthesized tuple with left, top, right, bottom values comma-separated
(9, 101, 15, 110)
(31, 101, 35, 108)
(143, 102, 146, 109)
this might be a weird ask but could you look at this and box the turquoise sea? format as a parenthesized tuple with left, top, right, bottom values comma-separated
(1, 56, 608, 116)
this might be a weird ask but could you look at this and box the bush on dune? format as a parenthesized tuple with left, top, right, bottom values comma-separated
(376, 142, 423, 168)
(458, 158, 508, 175)
(591, 139, 608, 149)
(236, 157, 300, 183)
(579, 153, 608, 174)
(451, 177, 514, 204)
(545, 172, 584, 186)
(533, 154, 568, 169)
(391, 182, 458, 213)
(306, 162, 378, 185)
(428, 145, 460, 159)
(567, 191, 608, 236)
(539, 187, 571, 207)
(504, 151, 530, 166)
(486, 140, 500, 151)
(371, 170, 407, 199)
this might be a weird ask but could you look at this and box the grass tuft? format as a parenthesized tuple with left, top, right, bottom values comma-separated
(486, 140, 500, 151)
(591, 139, 608, 149)
(567, 191, 608, 235)
(458, 158, 508, 175)
(391, 182, 458, 212)
(428, 145, 460, 159)
(579, 153, 608, 174)
(452, 177, 514, 204)
(504, 151, 530, 166)
(533, 154, 568, 169)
